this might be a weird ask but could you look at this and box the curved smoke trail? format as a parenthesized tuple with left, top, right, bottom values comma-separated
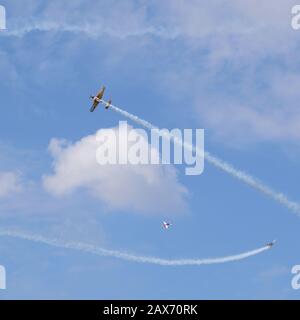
(110, 104, 300, 216)
(0, 230, 270, 266)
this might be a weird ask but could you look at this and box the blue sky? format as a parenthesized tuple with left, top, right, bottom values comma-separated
(0, 0, 300, 299)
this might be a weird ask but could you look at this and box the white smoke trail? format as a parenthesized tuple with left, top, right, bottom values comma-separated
(1, 21, 177, 39)
(0, 230, 269, 266)
(110, 104, 300, 216)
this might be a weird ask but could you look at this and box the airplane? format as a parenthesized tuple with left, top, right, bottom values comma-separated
(89, 86, 112, 112)
(266, 240, 276, 248)
(162, 221, 171, 230)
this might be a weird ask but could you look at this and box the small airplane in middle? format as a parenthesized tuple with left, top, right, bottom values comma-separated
(89, 86, 112, 112)
(162, 221, 171, 230)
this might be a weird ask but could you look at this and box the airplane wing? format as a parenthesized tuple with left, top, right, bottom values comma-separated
(96, 87, 105, 99)
(90, 100, 99, 112)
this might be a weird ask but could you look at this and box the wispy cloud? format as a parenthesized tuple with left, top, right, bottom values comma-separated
(2, 0, 295, 45)
(0, 171, 22, 197)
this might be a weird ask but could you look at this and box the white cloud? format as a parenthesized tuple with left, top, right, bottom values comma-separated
(189, 68, 300, 145)
(0, 171, 22, 197)
(43, 125, 188, 214)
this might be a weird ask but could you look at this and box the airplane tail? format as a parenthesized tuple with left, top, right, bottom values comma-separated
(105, 99, 112, 109)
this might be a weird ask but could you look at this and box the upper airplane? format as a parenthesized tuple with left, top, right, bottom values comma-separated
(89, 86, 112, 112)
